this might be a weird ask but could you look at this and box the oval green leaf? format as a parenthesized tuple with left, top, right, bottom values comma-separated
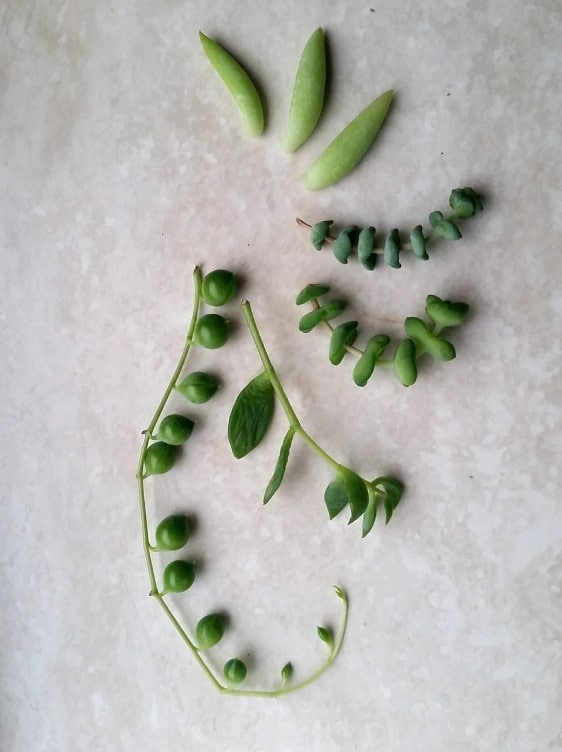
(228, 371, 275, 458)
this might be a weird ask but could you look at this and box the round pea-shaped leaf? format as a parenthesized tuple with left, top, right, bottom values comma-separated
(176, 371, 220, 404)
(156, 414, 194, 445)
(155, 514, 190, 551)
(201, 269, 238, 306)
(194, 314, 230, 349)
(144, 442, 176, 477)
(162, 560, 195, 593)
(223, 658, 247, 684)
(196, 613, 225, 650)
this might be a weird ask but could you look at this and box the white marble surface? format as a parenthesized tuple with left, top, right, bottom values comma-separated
(2, 1, 561, 750)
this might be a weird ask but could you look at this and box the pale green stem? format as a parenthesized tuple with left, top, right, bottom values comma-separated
(241, 300, 341, 473)
(137, 273, 348, 697)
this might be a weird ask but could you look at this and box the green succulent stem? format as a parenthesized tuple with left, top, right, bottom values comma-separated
(308, 296, 443, 365)
(242, 299, 347, 474)
(137, 268, 348, 697)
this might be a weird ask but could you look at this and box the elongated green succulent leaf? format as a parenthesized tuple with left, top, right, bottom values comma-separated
(228, 371, 275, 458)
(263, 428, 296, 504)
(296, 283, 331, 305)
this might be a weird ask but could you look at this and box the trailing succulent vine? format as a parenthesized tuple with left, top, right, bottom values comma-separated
(296, 285, 471, 388)
(137, 266, 349, 697)
(297, 187, 484, 268)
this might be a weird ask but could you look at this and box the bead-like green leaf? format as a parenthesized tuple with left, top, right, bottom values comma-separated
(228, 371, 275, 458)
(263, 428, 296, 504)
(449, 187, 483, 217)
(296, 283, 331, 305)
(329, 321, 358, 365)
(317, 626, 334, 650)
(144, 442, 176, 477)
(280, 662, 293, 688)
(302, 90, 394, 190)
(196, 613, 225, 650)
(310, 220, 333, 250)
(404, 317, 456, 361)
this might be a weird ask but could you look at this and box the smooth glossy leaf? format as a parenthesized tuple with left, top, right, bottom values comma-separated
(296, 283, 331, 305)
(361, 490, 378, 538)
(228, 371, 275, 458)
(329, 321, 358, 365)
(324, 468, 369, 523)
(263, 428, 296, 504)
(299, 300, 346, 333)
(324, 473, 348, 519)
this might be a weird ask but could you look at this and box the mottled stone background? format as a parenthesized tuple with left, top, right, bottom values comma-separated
(1, 1, 560, 750)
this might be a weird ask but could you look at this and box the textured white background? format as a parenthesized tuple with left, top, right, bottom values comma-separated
(1, 1, 561, 750)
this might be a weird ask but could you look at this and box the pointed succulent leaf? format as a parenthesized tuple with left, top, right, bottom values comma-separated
(263, 427, 296, 504)
(357, 226, 377, 269)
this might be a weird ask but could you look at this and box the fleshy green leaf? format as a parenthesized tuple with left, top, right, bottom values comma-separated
(311, 220, 333, 249)
(263, 428, 296, 504)
(384, 228, 401, 268)
(372, 476, 403, 524)
(299, 300, 346, 333)
(357, 226, 377, 270)
(296, 283, 331, 305)
(329, 321, 358, 365)
(332, 225, 358, 264)
(410, 225, 428, 260)
(228, 371, 275, 458)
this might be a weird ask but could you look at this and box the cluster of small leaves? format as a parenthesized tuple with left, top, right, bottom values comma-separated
(296, 284, 470, 388)
(307, 187, 484, 269)
(228, 302, 404, 534)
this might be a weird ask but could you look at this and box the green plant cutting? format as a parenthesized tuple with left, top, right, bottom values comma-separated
(296, 285, 470, 388)
(297, 187, 484, 267)
(137, 266, 349, 696)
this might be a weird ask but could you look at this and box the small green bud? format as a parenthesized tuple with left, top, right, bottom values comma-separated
(194, 313, 230, 349)
(162, 560, 195, 593)
(176, 371, 219, 403)
(156, 414, 194, 445)
(449, 187, 484, 217)
(155, 514, 190, 551)
(144, 441, 176, 477)
(196, 613, 225, 650)
(223, 658, 247, 684)
(201, 269, 238, 306)
(280, 662, 293, 687)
